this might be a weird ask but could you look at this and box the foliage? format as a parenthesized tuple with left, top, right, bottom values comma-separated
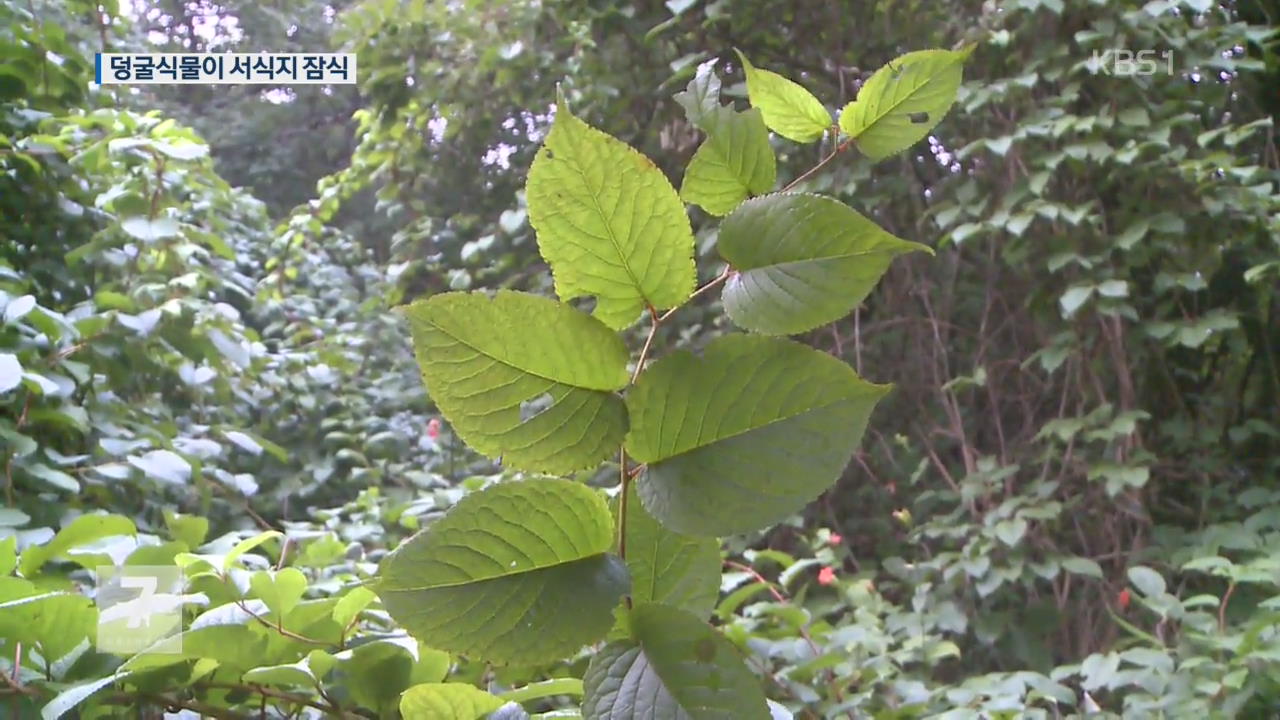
(370, 46, 968, 718)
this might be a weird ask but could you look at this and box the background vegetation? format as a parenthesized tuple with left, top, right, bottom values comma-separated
(1, 0, 1277, 717)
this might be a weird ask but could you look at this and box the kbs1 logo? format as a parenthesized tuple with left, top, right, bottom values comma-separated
(1086, 49, 1175, 77)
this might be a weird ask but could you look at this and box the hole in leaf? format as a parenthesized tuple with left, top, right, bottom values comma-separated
(566, 296, 596, 315)
(519, 393, 555, 423)
(908, 111, 929, 124)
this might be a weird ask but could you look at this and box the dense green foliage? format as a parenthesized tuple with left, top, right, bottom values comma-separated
(2, 0, 1278, 718)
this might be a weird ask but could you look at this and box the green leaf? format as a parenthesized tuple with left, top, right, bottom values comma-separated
(127, 449, 191, 484)
(583, 603, 770, 720)
(1127, 566, 1166, 597)
(250, 568, 308, 617)
(19, 514, 136, 576)
(674, 68, 722, 128)
(120, 216, 180, 242)
(152, 140, 208, 160)
(1061, 557, 1103, 579)
(1059, 285, 1094, 317)
(2, 589, 96, 663)
(401, 683, 505, 720)
(332, 585, 377, 628)
(163, 511, 209, 549)
(376, 478, 629, 665)
(334, 638, 422, 714)
(626, 335, 890, 535)
(223, 530, 283, 570)
(41, 672, 128, 720)
(681, 105, 775, 216)
(735, 50, 831, 143)
(993, 518, 1027, 546)
(501, 678, 585, 704)
(718, 193, 931, 334)
(614, 483, 720, 620)
(0, 507, 29, 527)
(0, 536, 15, 575)
(21, 463, 79, 493)
(0, 353, 23, 394)
(838, 48, 970, 160)
(242, 659, 317, 688)
(403, 291, 629, 473)
(526, 96, 696, 329)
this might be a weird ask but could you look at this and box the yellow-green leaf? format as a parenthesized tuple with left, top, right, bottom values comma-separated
(402, 290, 629, 473)
(839, 48, 971, 160)
(526, 95, 696, 329)
(736, 50, 831, 143)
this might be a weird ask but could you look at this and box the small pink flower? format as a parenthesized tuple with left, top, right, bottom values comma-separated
(828, 533, 843, 546)
(427, 418, 441, 439)
(818, 566, 836, 586)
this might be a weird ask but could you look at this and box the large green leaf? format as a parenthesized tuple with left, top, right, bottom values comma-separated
(376, 478, 630, 665)
(735, 50, 830, 143)
(613, 484, 720, 621)
(626, 335, 890, 536)
(526, 96, 696, 329)
(19, 513, 136, 575)
(678, 70, 776, 216)
(400, 683, 505, 720)
(403, 290, 629, 473)
(582, 603, 769, 720)
(838, 48, 971, 160)
(718, 193, 931, 335)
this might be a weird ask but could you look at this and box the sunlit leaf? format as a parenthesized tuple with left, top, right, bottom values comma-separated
(735, 50, 831, 143)
(839, 48, 971, 160)
(403, 290, 629, 473)
(527, 95, 695, 329)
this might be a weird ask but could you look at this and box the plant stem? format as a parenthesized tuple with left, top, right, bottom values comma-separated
(780, 135, 854, 193)
(658, 266, 734, 323)
(618, 451, 629, 561)
(631, 307, 662, 384)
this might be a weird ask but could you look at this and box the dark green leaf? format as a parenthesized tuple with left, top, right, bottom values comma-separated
(377, 478, 629, 665)
(718, 193, 930, 334)
(583, 603, 769, 720)
(627, 335, 889, 535)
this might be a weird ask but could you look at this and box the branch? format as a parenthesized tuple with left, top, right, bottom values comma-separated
(780, 135, 854, 193)
(658, 266, 734, 323)
(631, 306, 662, 384)
(233, 599, 329, 647)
